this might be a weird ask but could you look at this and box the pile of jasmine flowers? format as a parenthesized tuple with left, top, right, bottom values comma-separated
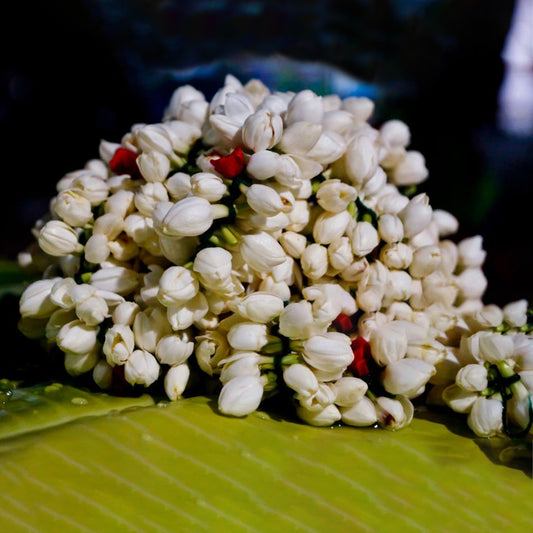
(17, 75, 533, 439)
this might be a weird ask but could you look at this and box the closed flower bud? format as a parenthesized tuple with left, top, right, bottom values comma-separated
(457, 235, 486, 268)
(45, 308, 76, 342)
(283, 363, 319, 398)
(53, 189, 93, 227)
(84, 234, 110, 264)
(93, 213, 124, 240)
(137, 151, 170, 182)
(193, 247, 233, 288)
(245, 184, 285, 216)
(48, 277, 76, 309)
(386, 270, 413, 302)
(240, 232, 287, 273)
(328, 237, 354, 271)
(279, 301, 319, 340)
(438, 240, 458, 274)
(340, 397, 377, 427)
(158, 196, 218, 237)
(165, 172, 192, 200)
(134, 182, 169, 217)
(351, 221, 379, 257)
(241, 109, 283, 152)
(375, 395, 414, 430)
(313, 210, 351, 245)
(456, 268, 487, 300)
(409, 245, 441, 278)
(306, 130, 345, 165)
(378, 214, 404, 243)
(478, 332, 514, 363)
(322, 109, 353, 135)
(195, 330, 230, 376)
(456, 364, 488, 392)
(124, 349, 160, 387)
(296, 403, 341, 427)
(316, 180, 357, 213)
(227, 322, 271, 351)
(191, 172, 227, 202)
(136, 124, 174, 157)
(235, 292, 284, 323)
(76, 294, 108, 325)
(158, 235, 197, 265)
(342, 96, 374, 121)
(90, 266, 139, 295)
(369, 321, 408, 365)
(376, 192, 410, 215)
(381, 358, 435, 398)
(157, 266, 199, 306)
(134, 306, 172, 353)
(277, 121, 322, 155)
(279, 231, 307, 259)
(112, 301, 140, 326)
(285, 90, 324, 125)
(301, 243, 328, 280)
(57, 320, 98, 355)
(406, 339, 447, 365)
(398, 194, 432, 239)
(159, 120, 201, 155)
(64, 348, 99, 377)
(379, 119, 411, 148)
(164, 364, 190, 400)
(302, 332, 353, 374)
(390, 151, 428, 186)
(103, 324, 135, 366)
(38, 221, 83, 257)
(156, 332, 194, 366)
(166, 292, 209, 330)
(72, 175, 110, 205)
(503, 299, 528, 328)
(218, 375, 264, 417)
(344, 133, 379, 185)
(442, 384, 478, 413)
(286, 200, 310, 232)
(332, 377, 368, 407)
(246, 150, 280, 180)
(220, 353, 261, 385)
(467, 397, 503, 437)
(92, 359, 113, 389)
(433, 209, 459, 237)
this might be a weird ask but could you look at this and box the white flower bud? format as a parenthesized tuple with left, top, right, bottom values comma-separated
(84, 234, 110, 264)
(344, 133, 379, 185)
(220, 353, 261, 385)
(90, 266, 138, 296)
(328, 237, 354, 271)
(166, 292, 208, 331)
(457, 236, 486, 268)
(379, 119, 410, 148)
(112, 301, 140, 326)
(478, 332, 514, 362)
(165, 172, 192, 200)
(442, 384, 478, 413)
(159, 120, 201, 154)
(409, 245, 441, 278)
(378, 214, 404, 243)
(124, 349, 160, 387)
(158, 196, 217, 237)
(72, 175, 110, 205)
(296, 403, 341, 427)
(340, 397, 377, 427)
(38, 221, 82, 257)
(313, 210, 351, 245)
(246, 150, 280, 180)
(503, 299, 528, 327)
(375, 395, 414, 430)
(433, 209, 459, 237)
(245, 184, 285, 216)
(456, 364, 488, 392)
(456, 268, 487, 300)
(93, 359, 113, 389)
(398, 194, 432, 238)
(53, 190, 93, 227)
(279, 231, 307, 259)
(64, 348, 99, 377)
(190, 173, 227, 202)
(157, 266, 199, 306)
(99, 140, 121, 163)
(45, 308, 76, 342)
(286, 199, 310, 232)
(195, 330, 229, 376)
(137, 151, 170, 182)
(316, 180, 357, 213)
(385, 270, 413, 302)
(322, 109, 353, 136)
(406, 339, 447, 365)
(467, 397, 503, 437)
(157, 235, 196, 265)
(192, 248, 232, 288)
(227, 322, 270, 351)
(218, 375, 264, 417)
(241, 109, 283, 152)
(301, 243, 328, 280)
(332, 377, 368, 407)
(164, 84, 206, 120)
(134, 306, 172, 353)
(93, 213, 124, 240)
(342, 96, 374, 121)
(156, 332, 194, 366)
(283, 364, 319, 398)
(306, 130, 346, 165)
(277, 121, 322, 155)
(48, 277, 76, 309)
(103, 324, 135, 366)
(390, 151, 428, 186)
(136, 124, 174, 157)
(278, 301, 318, 340)
(285, 90, 324, 125)
(302, 332, 353, 374)
(381, 358, 435, 398)
(240, 232, 287, 273)
(438, 240, 458, 274)
(76, 294, 108, 325)
(376, 192, 410, 215)
(369, 321, 408, 366)
(164, 364, 190, 400)
(351, 221, 379, 257)
(235, 292, 284, 323)
(56, 320, 98, 355)
(134, 182, 169, 217)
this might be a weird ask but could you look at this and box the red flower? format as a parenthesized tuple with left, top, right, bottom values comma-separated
(211, 147, 245, 178)
(349, 336, 373, 378)
(109, 147, 141, 179)
(333, 313, 355, 333)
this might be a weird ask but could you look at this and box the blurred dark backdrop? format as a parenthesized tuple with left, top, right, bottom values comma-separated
(1, 0, 531, 305)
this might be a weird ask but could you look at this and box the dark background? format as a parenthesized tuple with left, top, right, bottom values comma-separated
(1, 0, 531, 306)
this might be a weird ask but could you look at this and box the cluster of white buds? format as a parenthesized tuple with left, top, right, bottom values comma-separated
(17, 75, 532, 438)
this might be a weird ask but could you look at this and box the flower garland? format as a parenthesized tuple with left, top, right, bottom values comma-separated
(17, 75, 533, 438)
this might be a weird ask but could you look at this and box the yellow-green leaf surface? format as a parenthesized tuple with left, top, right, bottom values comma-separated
(0, 392, 532, 533)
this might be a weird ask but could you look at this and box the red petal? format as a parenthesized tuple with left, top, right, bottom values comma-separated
(211, 147, 245, 178)
(349, 336, 373, 378)
(333, 313, 354, 333)
(109, 147, 141, 179)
